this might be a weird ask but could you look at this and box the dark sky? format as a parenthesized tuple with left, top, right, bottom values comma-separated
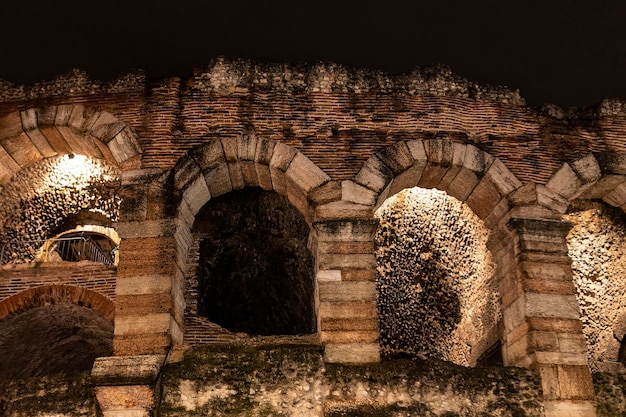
(1, 0, 625, 108)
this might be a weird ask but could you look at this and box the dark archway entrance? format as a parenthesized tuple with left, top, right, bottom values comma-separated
(193, 188, 316, 336)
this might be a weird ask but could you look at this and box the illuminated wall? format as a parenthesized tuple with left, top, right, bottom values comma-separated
(375, 187, 500, 366)
(0, 155, 120, 263)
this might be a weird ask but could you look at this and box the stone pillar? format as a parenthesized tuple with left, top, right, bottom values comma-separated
(314, 215, 380, 363)
(490, 216, 596, 417)
(114, 219, 183, 356)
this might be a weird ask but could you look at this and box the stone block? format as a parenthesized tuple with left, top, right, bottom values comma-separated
(521, 261, 573, 281)
(319, 301, 378, 320)
(579, 174, 626, 199)
(377, 164, 426, 206)
(114, 313, 173, 336)
(254, 136, 275, 164)
(25, 127, 56, 157)
(270, 166, 288, 195)
(227, 161, 245, 190)
(503, 296, 527, 337)
(319, 281, 376, 302)
(94, 385, 155, 412)
(342, 180, 377, 206)
(571, 154, 601, 184)
(376, 141, 414, 175)
(534, 352, 588, 366)
(416, 163, 449, 189)
(405, 139, 428, 162)
(320, 317, 378, 331)
(117, 219, 177, 239)
(0, 111, 24, 138)
(536, 185, 569, 213)
(542, 400, 598, 417)
(523, 279, 576, 295)
(557, 365, 596, 400)
(320, 330, 378, 344)
(324, 343, 380, 363)
(286, 176, 311, 221)
(536, 364, 560, 400)
(108, 128, 141, 162)
(546, 163, 581, 199)
(309, 180, 342, 205)
(446, 167, 479, 202)
(183, 174, 210, 215)
(528, 318, 583, 334)
(116, 292, 172, 316)
(54, 104, 73, 126)
(255, 161, 273, 190)
(504, 333, 529, 366)
(269, 141, 297, 171)
(529, 331, 559, 352)
(465, 176, 503, 219)
(425, 138, 453, 166)
(483, 197, 509, 230)
(317, 241, 374, 254)
(314, 219, 378, 242)
(286, 152, 331, 193)
(192, 139, 225, 172)
(19, 108, 38, 131)
(525, 293, 580, 320)
(486, 158, 523, 196)
(92, 355, 162, 385)
(315, 201, 372, 221)
(0, 146, 19, 182)
(557, 334, 588, 355)
(114, 334, 171, 356)
(237, 134, 257, 160)
(204, 163, 233, 197)
(316, 270, 342, 282)
(220, 137, 238, 162)
(603, 180, 626, 207)
(437, 142, 466, 191)
(354, 155, 393, 193)
(342, 269, 377, 281)
(240, 160, 260, 187)
(318, 253, 376, 270)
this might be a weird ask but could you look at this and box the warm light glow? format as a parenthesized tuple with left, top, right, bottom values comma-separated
(42, 154, 113, 189)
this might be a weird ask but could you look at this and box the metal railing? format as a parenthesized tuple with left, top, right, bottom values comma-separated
(0, 233, 117, 265)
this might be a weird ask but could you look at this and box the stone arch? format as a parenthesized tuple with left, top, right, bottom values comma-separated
(174, 135, 331, 225)
(172, 136, 332, 342)
(0, 284, 115, 323)
(351, 138, 523, 364)
(350, 138, 522, 228)
(0, 105, 141, 185)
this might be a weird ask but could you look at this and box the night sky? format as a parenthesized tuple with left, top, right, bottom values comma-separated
(1, 0, 625, 108)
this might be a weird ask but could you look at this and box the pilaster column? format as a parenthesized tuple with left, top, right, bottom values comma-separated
(314, 215, 380, 363)
(490, 216, 596, 417)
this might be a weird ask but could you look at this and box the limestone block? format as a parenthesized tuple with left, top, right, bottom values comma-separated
(417, 163, 449, 189)
(376, 141, 414, 175)
(237, 134, 257, 160)
(354, 155, 393, 193)
(116, 275, 172, 296)
(92, 355, 162, 386)
(425, 138, 453, 166)
(485, 158, 523, 196)
(557, 334, 588, 355)
(255, 161, 273, 190)
(377, 164, 426, 207)
(578, 174, 626, 199)
(114, 313, 172, 336)
(546, 163, 581, 199)
(227, 161, 245, 190)
(174, 157, 201, 190)
(286, 152, 331, 193)
(319, 301, 377, 321)
(536, 185, 569, 213)
(19, 108, 38, 131)
(571, 154, 601, 184)
(314, 219, 378, 242)
(286, 177, 311, 221)
(315, 201, 372, 221)
(342, 269, 376, 281)
(0, 111, 24, 138)
(405, 139, 428, 162)
(109, 128, 142, 162)
(54, 104, 73, 126)
(67, 104, 86, 129)
(220, 137, 238, 162)
(321, 317, 378, 331)
(528, 317, 583, 334)
(438, 142, 466, 191)
(89, 111, 119, 134)
(519, 234, 569, 254)
(36, 106, 57, 126)
(465, 176, 503, 219)
(1, 131, 42, 167)
(504, 332, 529, 366)
(317, 241, 374, 254)
(316, 270, 342, 282)
(270, 166, 288, 195)
(92, 121, 127, 143)
(240, 160, 260, 187)
(204, 163, 233, 197)
(600, 153, 626, 175)
(320, 330, 378, 344)
(123, 168, 166, 186)
(508, 205, 562, 221)
(324, 343, 380, 363)
(319, 281, 376, 302)
(269, 141, 297, 171)
(114, 334, 172, 356)
(176, 200, 195, 228)
(342, 180, 377, 206)
(254, 136, 275, 164)
(523, 279, 576, 295)
(23, 126, 56, 157)
(529, 331, 559, 352)
(309, 180, 342, 205)
(483, 197, 509, 230)
(318, 253, 376, 270)
(521, 261, 572, 281)
(183, 174, 210, 215)
(40, 126, 73, 155)
(0, 146, 20, 182)
(603, 180, 626, 207)
(503, 296, 526, 332)
(94, 385, 155, 414)
(525, 293, 580, 320)
(191, 139, 225, 172)
(543, 400, 598, 417)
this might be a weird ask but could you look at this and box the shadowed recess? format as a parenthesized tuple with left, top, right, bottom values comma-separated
(193, 188, 316, 336)
(0, 303, 113, 379)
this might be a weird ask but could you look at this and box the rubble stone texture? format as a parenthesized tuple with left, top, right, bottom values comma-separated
(565, 204, 626, 371)
(0, 155, 120, 263)
(375, 187, 499, 366)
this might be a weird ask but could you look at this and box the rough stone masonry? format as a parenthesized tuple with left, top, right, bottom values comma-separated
(1, 58, 626, 416)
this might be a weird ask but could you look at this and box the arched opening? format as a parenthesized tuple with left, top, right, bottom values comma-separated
(375, 187, 501, 366)
(190, 188, 316, 336)
(0, 154, 121, 264)
(0, 286, 114, 379)
(565, 201, 626, 371)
